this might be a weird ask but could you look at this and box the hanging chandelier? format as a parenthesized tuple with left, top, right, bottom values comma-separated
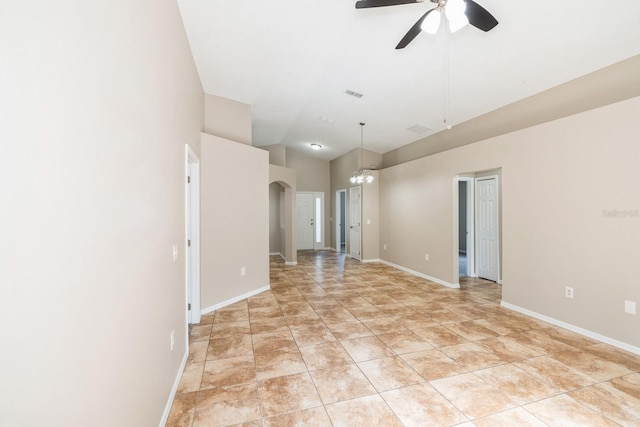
(350, 122, 374, 184)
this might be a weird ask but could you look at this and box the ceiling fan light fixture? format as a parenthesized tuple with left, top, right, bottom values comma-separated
(446, 0, 469, 32)
(421, 9, 441, 34)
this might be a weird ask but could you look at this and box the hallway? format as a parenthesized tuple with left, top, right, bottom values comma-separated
(168, 251, 640, 426)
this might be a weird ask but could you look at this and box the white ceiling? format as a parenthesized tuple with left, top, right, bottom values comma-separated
(177, 0, 640, 161)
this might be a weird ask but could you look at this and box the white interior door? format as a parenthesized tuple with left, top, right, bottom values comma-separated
(336, 190, 346, 253)
(349, 186, 361, 261)
(476, 176, 499, 281)
(296, 193, 314, 250)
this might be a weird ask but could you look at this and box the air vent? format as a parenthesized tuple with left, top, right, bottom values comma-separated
(407, 124, 430, 134)
(345, 89, 364, 98)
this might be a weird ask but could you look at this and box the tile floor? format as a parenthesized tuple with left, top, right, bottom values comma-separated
(167, 251, 640, 426)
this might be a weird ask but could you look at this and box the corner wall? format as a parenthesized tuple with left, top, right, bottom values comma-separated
(200, 133, 269, 309)
(0, 0, 204, 425)
(379, 96, 640, 349)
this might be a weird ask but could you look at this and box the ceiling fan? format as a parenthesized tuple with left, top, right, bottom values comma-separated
(355, 0, 498, 49)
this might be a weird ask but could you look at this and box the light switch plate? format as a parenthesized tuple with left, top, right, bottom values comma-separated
(565, 287, 574, 299)
(625, 300, 636, 315)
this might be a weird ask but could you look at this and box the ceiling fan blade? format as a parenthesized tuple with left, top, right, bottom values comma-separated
(464, 0, 498, 32)
(395, 8, 434, 49)
(356, 0, 418, 9)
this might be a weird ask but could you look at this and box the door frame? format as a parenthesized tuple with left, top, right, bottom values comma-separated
(335, 189, 346, 253)
(475, 174, 500, 283)
(457, 177, 475, 277)
(185, 144, 201, 325)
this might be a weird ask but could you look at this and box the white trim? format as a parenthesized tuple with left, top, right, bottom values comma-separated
(284, 261, 297, 266)
(185, 145, 201, 325)
(501, 301, 640, 356)
(158, 348, 188, 427)
(379, 259, 460, 289)
(362, 258, 382, 263)
(269, 252, 285, 260)
(201, 285, 271, 315)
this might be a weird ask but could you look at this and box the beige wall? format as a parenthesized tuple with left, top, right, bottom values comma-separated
(0, 0, 203, 425)
(362, 171, 380, 261)
(379, 96, 640, 348)
(381, 55, 640, 169)
(200, 133, 269, 309)
(204, 93, 252, 145)
(329, 148, 383, 259)
(261, 143, 287, 167)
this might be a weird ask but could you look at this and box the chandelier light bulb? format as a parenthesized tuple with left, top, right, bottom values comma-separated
(446, 0, 469, 32)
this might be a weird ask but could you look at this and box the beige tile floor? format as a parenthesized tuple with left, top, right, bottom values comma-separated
(167, 251, 640, 426)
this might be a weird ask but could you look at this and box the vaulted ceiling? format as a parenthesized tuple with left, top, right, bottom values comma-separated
(177, 0, 640, 160)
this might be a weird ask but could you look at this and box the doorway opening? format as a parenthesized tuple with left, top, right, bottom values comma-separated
(185, 145, 201, 326)
(336, 189, 346, 253)
(455, 171, 501, 286)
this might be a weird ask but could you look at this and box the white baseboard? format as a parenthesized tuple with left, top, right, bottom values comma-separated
(269, 252, 283, 258)
(501, 301, 640, 356)
(362, 258, 381, 263)
(201, 285, 271, 315)
(284, 261, 297, 266)
(378, 259, 459, 289)
(158, 348, 188, 427)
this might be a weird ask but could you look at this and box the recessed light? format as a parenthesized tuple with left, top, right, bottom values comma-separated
(311, 143, 322, 150)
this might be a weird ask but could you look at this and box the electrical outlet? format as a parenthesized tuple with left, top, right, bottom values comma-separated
(170, 330, 175, 351)
(383, 244, 387, 250)
(565, 286, 574, 299)
(172, 244, 178, 262)
(625, 300, 636, 315)
(241, 267, 246, 276)
(425, 254, 430, 261)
